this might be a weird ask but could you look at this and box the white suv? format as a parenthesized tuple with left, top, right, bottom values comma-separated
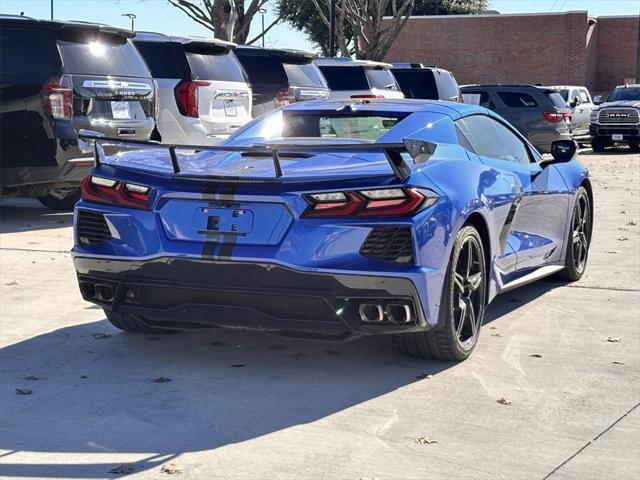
(314, 58, 404, 100)
(133, 32, 252, 145)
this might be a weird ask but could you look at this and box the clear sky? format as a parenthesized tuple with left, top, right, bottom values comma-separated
(1, 0, 638, 53)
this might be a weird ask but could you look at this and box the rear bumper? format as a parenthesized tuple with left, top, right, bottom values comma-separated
(74, 256, 431, 340)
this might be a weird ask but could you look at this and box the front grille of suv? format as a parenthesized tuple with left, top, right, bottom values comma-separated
(77, 210, 112, 245)
(599, 108, 639, 124)
(360, 227, 414, 264)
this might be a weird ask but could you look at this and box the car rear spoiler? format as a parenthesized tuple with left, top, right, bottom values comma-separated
(77, 131, 436, 182)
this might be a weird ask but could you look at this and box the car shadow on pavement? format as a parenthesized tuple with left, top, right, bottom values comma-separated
(0, 197, 73, 235)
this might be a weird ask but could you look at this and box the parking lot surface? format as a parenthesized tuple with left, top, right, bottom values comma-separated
(1, 149, 638, 479)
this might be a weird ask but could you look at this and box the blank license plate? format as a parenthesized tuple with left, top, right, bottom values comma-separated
(224, 100, 237, 117)
(612, 134, 624, 141)
(111, 101, 131, 119)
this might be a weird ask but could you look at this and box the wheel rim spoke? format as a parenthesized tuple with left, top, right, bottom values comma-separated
(467, 272, 483, 292)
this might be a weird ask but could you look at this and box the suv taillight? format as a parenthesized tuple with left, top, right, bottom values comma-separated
(175, 80, 210, 118)
(152, 79, 160, 119)
(275, 86, 294, 107)
(543, 111, 571, 123)
(43, 74, 72, 120)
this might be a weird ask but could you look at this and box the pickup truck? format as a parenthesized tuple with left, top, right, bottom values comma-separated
(590, 84, 640, 152)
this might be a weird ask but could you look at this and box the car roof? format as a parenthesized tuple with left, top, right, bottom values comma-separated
(234, 45, 317, 61)
(281, 98, 483, 118)
(133, 31, 235, 49)
(315, 57, 393, 69)
(0, 16, 133, 37)
(614, 84, 640, 88)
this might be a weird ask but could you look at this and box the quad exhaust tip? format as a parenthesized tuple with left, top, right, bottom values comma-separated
(358, 302, 414, 324)
(80, 282, 113, 303)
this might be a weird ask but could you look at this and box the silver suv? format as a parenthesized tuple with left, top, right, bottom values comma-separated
(590, 84, 640, 152)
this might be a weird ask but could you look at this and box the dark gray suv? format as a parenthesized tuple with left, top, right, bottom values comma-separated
(460, 84, 571, 153)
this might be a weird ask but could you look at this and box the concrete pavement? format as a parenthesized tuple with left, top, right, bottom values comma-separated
(0, 149, 638, 479)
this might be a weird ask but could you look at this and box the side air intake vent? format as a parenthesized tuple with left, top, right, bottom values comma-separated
(360, 227, 414, 264)
(77, 210, 112, 245)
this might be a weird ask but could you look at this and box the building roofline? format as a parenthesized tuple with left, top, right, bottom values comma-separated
(385, 10, 591, 20)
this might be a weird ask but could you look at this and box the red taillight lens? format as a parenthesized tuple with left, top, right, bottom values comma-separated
(303, 188, 435, 218)
(350, 94, 384, 99)
(174, 80, 210, 118)
(543, 112, 564, 122)
(43, 74, 72, 120)
(275, 86, 294, 107)
(81, 176, 151, 210)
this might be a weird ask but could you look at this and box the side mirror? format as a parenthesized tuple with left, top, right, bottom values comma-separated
(570, 97, 580, 108)
(593, 95, 602, 105)
(544, 139, 578, 165)
(77, 129, 105, 154)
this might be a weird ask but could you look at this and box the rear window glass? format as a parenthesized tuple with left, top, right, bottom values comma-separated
(498, 91, 538, 108)
(235, 52, 287, 85)
(57, 32, 150, 77)
(393, 69, 438, 99)
(365, 68, 399, 90)
(0, 28, 52, 75)
(558, 89, 569, 101)
(283, 62, 327, 88)
(545, 92, 567, 109)
(134, 41, 190, 79)
(438, 71, 460, 101)
(186, 49, 246, 82)
(318, 66, 368, 91)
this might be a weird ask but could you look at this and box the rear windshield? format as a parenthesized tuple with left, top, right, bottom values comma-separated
(283, 62, 327, 88)
(318, 66, 368, 91)
(0, 27, 54, 75)
(185, 48, 246, 82)
(134, 40, 190, 79)
(232, 111, 406, 142)
(235, 52, 288, 86)
(607, 87, 640, 102)
(57, 31, 150, 77)
(545, 91, 568, 109)
(365, 68, 399, 91)
(498, 91, 538, 108)
(392, 69, 438, 99)
(558, 89, 569, 101)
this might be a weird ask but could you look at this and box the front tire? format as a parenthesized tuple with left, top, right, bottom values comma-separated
(558, 187, 592, 281)
(591, 138, 606, 152)
(393, 225, 487, 361)
(629, 142, 640, 153)
(105, 311, 175, 335)
(37, 188, 80, 211)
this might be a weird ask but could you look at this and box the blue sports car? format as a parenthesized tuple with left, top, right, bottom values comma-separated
(73, 99, 592, 361)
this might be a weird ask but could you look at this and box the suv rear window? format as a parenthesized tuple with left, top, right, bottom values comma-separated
(134, 41, 190, 79)
(0, 27, 52, 75)
(235, 52, 288, 85)
(185, 48, 246, 82)
(498, 91, 538, 108)
(318, 66, 368, 91)
(365, 68, 399, 90)
(57, 31, 150, 77)
(282, 62, 327, 88)
(392, 69, 438, 99)
(545, 91, 568, 109)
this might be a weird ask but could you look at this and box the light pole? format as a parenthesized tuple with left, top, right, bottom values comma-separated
(259, 8, 266, 48)
(329, 0, 336, 57)
(122, 13, 136, 31)
(50, 0, 53, 19)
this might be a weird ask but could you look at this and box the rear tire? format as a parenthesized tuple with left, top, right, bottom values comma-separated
(558, 186, 592, 281)
(105, 311, 174, 334)
(393, 225, 487, 361)
(37, 188, 80, 211)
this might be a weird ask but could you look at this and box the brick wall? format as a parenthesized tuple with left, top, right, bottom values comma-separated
(383, 12, 639, 95)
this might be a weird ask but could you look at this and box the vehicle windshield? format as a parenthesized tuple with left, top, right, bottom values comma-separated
(228, 110, 407, 142)
(607, 87, 640, 102)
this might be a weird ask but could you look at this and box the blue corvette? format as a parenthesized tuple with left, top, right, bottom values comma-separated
(73, 99, 592, 360)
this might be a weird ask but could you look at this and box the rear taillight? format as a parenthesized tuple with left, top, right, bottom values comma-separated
(275, 86, 295, 107)
(81, 176, 151, 210)
(174, 80, 210, 118)
(543, 112, 566, 123)
(351, 94, 384, 99)
(152, 79, 160, 119)
(43, 74, 72, 120)
(303, 187, 437, 218)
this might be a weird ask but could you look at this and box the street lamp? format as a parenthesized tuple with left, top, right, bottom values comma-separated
(258, 8, 267, 48)
(122, 13, 136, 31)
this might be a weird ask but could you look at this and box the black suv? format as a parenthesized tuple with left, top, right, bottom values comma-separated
(391, 64, 461, 101)
(234, 46, 330, 117)
(590, 84, 640, 152)
(460, 84, 571, 153)
(0, 16, 156, 210)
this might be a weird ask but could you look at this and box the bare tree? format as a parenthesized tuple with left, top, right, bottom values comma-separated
(310, 0, 415, 60)
(167, 0, 283, 45)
